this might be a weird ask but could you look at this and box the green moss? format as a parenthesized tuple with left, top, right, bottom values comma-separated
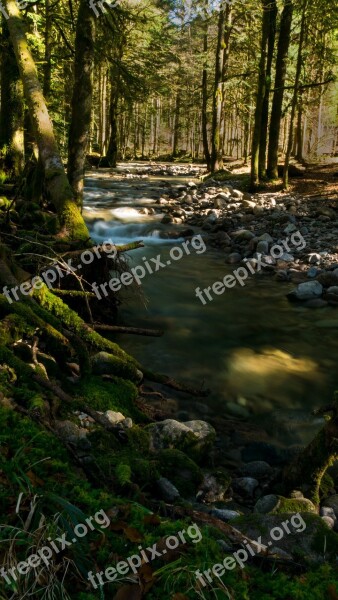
(157, 449, 202, 497)
(273, 496, 317, 515)
(320, 471, 335, 498)
(73, 374, 141, 418)
(33, 286, 140, 378)
(58, 198, 90, 242)
(127, 425, 151, 450)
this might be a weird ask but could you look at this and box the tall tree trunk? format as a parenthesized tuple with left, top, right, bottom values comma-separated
(0, 18, 24, 178)
(43, 0, 52, 99)
(259, 0, 277, 179)
(283, 0, 307, 188)
(201, 9, 211, 169)
(172, 92, 181, 157)
(106, 75, 119, 167)
(267, 0, 293, 179)
(250, 0, 271, 188)
(67, 0, 95, 204)
(5, 0, 89, 240)
(211, 1, 232, 172)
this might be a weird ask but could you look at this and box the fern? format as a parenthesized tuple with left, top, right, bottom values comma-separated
(115, 463, 132, 486)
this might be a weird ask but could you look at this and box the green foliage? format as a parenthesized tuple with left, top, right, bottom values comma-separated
(115, 463, 132, 486)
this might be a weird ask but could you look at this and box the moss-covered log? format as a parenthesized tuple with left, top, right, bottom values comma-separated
(283, 400, 338, 505)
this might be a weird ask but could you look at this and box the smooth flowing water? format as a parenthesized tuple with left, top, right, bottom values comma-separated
(84, 166, 338, 446)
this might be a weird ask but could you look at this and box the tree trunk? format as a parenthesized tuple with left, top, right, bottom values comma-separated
(258, 0, 277, 179)
(67, 0, 95, 205)
(283, 0, 307, 188)
(211, 1, 232, 172)
(0, 18, 24, 178)
(43, 0, 52, 99)
(172, 93, 181, 157)
(267, 0, 293, 179)
(5, 0, 89, 240)
(201, 10, 211, 169)
(106, 75, 119, 167)
(250, 0, 271, 188)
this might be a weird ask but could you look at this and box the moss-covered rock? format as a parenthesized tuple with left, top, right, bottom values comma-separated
(145, 418, 216, 461)
(157, 449, 202, 497)
(254, 494, 317, 515)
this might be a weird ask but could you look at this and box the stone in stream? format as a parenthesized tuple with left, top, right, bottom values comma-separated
(287, 280, 323, 301)
(210, 508, 240, 522)
(322, 494, 338, 518)
(308, 253, 322, 263)
(232, 477, 259, 498)
(307, 266, 320, 278)
(232, 229, 255, 241)
(256, 233, 274, 243)
(226, 252, 242, 264)
(256, 240, 269, 254)
(240, 461, 274, 480)
(284, 223, 298, 234)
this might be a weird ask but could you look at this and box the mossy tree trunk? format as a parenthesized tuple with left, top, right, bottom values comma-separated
(67, 0, 96, 205)
(0, 18, 24, 178)
(283, 401, 338, 505)
(5, 0, 89, 241)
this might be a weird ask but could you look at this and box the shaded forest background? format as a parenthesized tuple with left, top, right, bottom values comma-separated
(1, 0, 337, 201)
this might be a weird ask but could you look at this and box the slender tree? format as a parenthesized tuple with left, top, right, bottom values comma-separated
(250, 0, 271, 187)
(67, 0, 96, 205)
(267, 0, 293, 179)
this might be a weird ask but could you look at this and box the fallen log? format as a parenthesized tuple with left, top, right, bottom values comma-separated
(92, 324, 164, 337)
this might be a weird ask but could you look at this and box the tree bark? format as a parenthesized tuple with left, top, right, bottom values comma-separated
(43, 0, 52, 99)
(172, 93, 181, 157)
(267, 0, 293, 179)
(67, 0, 96, 205)
(201, 8, 211, 170)
(4, 0, 89, 240)
(250, 0, 271, 188)
(258, 0, 277, 179)
(0, 18, 24, 178)
(283, 0, 307, 188)
(211, 1, 232, 172)
(106, 74, 119, 167)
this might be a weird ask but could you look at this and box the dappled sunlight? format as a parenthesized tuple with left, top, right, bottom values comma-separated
(226, 347, 323, 405)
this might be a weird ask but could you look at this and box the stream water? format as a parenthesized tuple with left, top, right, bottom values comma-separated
(84, 165, 338, 448)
